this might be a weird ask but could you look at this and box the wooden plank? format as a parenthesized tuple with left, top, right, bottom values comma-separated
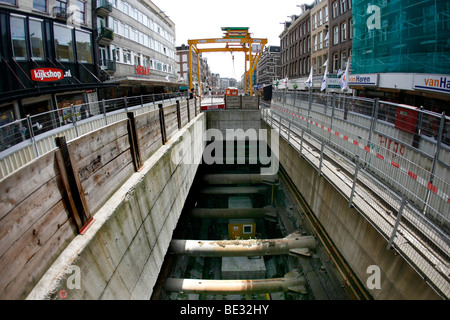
(0, 174, 65, 258)
(135, 110, 159, 131)
(82, 149, 135, 214)
(69, 120, 129, 162)
(0, 150, 59, 221)
(0, 199, 76, 299)
(0, 215, 77, 299)
(76, 134, 130, 182)
(138, 129, 163, 161)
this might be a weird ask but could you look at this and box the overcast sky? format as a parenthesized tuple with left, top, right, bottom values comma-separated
(153, 0, 309, 80)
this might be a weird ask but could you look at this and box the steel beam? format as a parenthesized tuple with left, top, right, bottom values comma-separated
(165, 269, 306, 294)
(169, 232, 316, 257)
(201, 173, 279, 185)
(188, 207, 276, 219)
(199, 186, 267, 195)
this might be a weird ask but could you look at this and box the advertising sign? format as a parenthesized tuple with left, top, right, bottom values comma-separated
(413, 74, 450, 94)
(31, 68, 65, 82)
(348, 74, 379, 86)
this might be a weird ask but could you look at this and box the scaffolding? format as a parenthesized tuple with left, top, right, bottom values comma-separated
(188, 27, 268, 96)
(352, 0, 450, 74)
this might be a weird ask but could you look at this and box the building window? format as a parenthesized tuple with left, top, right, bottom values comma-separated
(54, 24, 74, 62)
(30, 19, 44, 60)
(76, 30, 92, 63)
(324, 6, 328, 23)
(324, 29, 329, 48)
(122, 49, 131, 64)
(340, 0, 346, 13)
(313, 57, 316, 75)
(75, 0, 86, 25)
(341, 22, 347, 42)
(112, 46, 120, 62)
(318, 10, 322, 26)
(333, 26, 339, 45)
(349, 19, 353, 39)
(33, 0, 47, 12)
(340, 51, 347, 70)
(10, 16, 28, 61)
(318, 32, 323, 50)
(332, 1, 338, 18)
(333, 53, 338, 72)
(313, 35, 317, 51)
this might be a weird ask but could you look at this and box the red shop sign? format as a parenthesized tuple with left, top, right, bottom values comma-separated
(135, 65, 151, 76)
(31, 68, 64, 82)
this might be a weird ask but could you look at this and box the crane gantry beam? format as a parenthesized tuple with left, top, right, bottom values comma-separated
(188, 27, 267, 96)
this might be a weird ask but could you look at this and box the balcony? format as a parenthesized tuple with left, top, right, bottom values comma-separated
(98, 26, 114, 45)
(100, 59, 116, 72)
(52, 6, 69, 22)
(96, 0, 113, 16)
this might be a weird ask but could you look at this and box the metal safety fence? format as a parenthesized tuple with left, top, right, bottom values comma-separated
(0, 92, 189, 179)
(263, 92, 450, 299)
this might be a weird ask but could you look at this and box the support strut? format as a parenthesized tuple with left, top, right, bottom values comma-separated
(165, 269, 306, 295)
(169, 232, 316, 257)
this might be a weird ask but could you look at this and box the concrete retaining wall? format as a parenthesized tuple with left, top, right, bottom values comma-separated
(26, 114, 206, 300)
(265, 122, 441, 300)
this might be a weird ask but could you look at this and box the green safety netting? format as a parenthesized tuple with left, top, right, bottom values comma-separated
(352, 0, 450, 75)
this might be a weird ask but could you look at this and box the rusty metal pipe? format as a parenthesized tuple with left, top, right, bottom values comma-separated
(165, 270, 306, 295)
(169, 234, 316, 257)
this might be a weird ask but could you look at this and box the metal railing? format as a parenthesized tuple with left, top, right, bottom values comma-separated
(262, 92, 450, 299)
(0, 92, 188, 179)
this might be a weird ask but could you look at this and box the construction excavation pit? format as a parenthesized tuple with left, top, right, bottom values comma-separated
(151, 140, 365, 301)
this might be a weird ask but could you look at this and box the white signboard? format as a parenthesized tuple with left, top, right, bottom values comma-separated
(348, 74, 379, 86)
(413, 74, 450, 95)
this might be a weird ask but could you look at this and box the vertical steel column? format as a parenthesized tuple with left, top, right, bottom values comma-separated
(26, 115, 39, 157)
(70, 104, 78, 137)
(287, 119, 292, 145)
(387, 196, 407, 250)
(423, 112, 446, 215)
(349, 156, 360, 208)
(299, 128, 304, 157)
(318, 141, 325, 177)
(102, 99, 108, 125)
(365, 98, 379, 164)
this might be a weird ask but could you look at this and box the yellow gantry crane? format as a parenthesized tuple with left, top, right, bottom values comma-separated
(188, 27, 267, 96)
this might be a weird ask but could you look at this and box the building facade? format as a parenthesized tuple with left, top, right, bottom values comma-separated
(351, 0, 450, 111)
(256, 45, 281, 87)
(99, 0, 179, 99)
(0, 0, 107, 139)
(310, 0, 328, 78)
(329, 0, 352, 74)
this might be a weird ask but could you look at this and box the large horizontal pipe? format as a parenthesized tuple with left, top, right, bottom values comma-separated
(201, 174, 279, 185)
(165, 270, 306, 295)
(199, 186, 268, 195)
(169, 234, 316, 257)
(188, 207, 277, 219)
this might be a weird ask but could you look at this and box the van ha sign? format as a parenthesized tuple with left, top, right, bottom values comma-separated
(413, 75, 450, 94)
(348, 74, 379, 86)
(31, 68, 65, 82)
